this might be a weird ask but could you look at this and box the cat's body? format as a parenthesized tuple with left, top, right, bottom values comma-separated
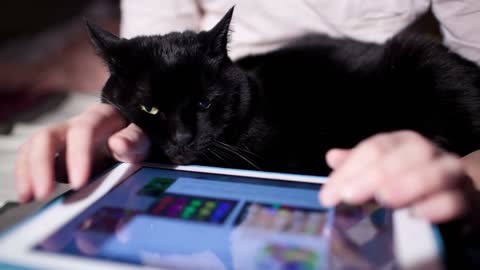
(87, 8, 480, 176)
(234, 34, 480, 174)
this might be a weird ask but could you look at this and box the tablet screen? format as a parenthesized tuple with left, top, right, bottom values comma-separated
(34, 167, 394, 270)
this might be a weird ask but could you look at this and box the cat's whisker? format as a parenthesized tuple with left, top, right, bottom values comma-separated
(198, 152, 215, 167)
(240, 143, 261, 156)
(212, 142, 262, 170)
(100, 95, 138, 123)
(100, 95, 127, 113)
(215, 141, 263, 160)
(213, 141, 261, 163)
(211, 146, 237, 163)
(208, 148, 232, 167)
(201, 151, 218, 165)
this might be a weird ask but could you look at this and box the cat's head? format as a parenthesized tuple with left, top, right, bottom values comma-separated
(87, 7, 252, 165)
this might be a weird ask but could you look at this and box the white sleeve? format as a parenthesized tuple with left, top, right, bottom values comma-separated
(120, 0, 201, 38)
(432, 0, 480, 65)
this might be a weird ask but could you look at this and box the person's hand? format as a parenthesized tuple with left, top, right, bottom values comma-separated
(319, 130, 475, 223)
(15, 103, 151, 203)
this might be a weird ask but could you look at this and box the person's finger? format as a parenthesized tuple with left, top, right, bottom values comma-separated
(108, 123, 151, 163)
(411, 189, 467, 223)
(338, 135, 440, 205)
(375, 154, 464, 208)
(320, 133, 398, 206)
(66, 123, 95, 189)
(66, 104, 127, 190)
(29, 126, 67, 200)
(326, 148, 351, 169)
(15, 142, 34, 203)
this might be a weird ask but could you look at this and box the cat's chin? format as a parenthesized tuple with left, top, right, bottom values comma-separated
(169, 154, 197, 165)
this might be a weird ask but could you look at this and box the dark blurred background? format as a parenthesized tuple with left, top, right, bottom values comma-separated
(1, 1, 111, 44)
(0, 0, 120, 127)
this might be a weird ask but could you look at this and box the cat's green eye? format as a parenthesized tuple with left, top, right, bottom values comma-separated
(140, 105, 159, 115)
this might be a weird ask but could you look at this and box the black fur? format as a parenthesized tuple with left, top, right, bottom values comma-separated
(87, 8, 480, 175)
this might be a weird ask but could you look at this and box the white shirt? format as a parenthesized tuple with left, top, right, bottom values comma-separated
(120, 0, 480, 64)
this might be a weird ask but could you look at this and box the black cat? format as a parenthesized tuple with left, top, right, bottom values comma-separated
(86, 7, 480, 175)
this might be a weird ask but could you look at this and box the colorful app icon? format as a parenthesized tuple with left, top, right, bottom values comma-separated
(138, 177, 175, 197)
(235, 202, 328, 234)
(148, 193, 237, 225)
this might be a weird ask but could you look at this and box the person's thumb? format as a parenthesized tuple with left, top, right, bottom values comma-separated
(107, 123, 151, 163)
(326, 148, 351, 170)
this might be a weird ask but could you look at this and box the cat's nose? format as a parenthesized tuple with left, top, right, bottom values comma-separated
(171, 130, 193, 145)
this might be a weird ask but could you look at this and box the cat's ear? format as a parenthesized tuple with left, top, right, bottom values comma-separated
(85, 21, 122, 66)
(207, 6, 234, 57)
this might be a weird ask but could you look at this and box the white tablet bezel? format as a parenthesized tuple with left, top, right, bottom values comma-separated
(0, 163, 443, 270)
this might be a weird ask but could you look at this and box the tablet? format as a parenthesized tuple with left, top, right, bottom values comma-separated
(0, 163, 444, 270)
